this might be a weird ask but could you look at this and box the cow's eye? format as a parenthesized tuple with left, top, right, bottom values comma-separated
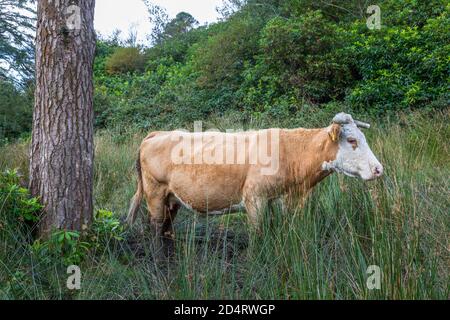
(347, 138, 357, 145)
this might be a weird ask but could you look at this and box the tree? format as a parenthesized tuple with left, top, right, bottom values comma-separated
(145, 1, 169, 45)
(0, 0, 36, 85)
(105, 47, 145, 75)
(216, 0, 245, 20)
(162, 12, 199, 39)
(29, 0, 96, 236)
(145, 1, 198, 45)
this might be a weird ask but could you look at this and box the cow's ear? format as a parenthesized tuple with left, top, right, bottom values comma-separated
(328, 124, 341, 142)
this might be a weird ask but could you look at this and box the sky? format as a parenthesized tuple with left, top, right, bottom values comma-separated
(95, 0, 224, 44)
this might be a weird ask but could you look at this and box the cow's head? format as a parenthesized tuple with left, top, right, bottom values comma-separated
(323, 113, 383, 181)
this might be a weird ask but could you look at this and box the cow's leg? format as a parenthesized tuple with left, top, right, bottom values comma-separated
(243, 193, 267, 231)
(162, 204, 179, 237)
(281, 189, 311, 213)
(160, 202, 180, 257)
(143, 183, 169, 259)
(162, 196, 180, 236)
(147, 200, 165, 255)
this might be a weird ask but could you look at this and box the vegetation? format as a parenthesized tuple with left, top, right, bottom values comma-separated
(0, 0, 448, 299)
(105, 47, 146, 75)
(91, 0, 448, 132)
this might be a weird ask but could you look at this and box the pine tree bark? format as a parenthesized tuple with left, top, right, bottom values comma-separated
(30, 0, 96, 236)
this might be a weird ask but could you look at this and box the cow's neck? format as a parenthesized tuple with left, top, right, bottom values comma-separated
(281, 127, 339, 193)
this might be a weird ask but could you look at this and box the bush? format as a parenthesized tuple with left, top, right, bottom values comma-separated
(31, 209, 125, 265)
(90, 209, 125, 247)
(105, 47, 146, 75)
(0, 169, 42, 224)
(192, 17, 262, 88)
(239, 10, 353, 116)
(31, 230, 90, 265)
(346, 8, 450, 113)
(146, 26, 208, 70)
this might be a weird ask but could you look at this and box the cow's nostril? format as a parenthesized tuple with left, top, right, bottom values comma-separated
(374, 166, 383, 177)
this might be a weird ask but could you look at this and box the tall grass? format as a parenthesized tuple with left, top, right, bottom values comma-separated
(0, 110, 448, 299)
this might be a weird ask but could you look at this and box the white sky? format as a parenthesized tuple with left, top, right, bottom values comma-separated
(95, 0, 224, 44)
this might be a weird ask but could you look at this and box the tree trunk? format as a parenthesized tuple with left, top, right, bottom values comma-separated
(30, 0, 96, 236)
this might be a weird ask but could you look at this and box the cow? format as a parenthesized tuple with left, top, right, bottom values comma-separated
(126, 113, 383, 242)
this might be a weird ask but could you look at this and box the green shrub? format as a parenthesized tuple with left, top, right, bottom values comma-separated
(346, 9, 450, 113)
(105, 47, 146, 75)
(258, 12, 353, 103)
(146, 25, 208, 70)
(0, 169, 42, 223)
(192, 17, 262, 88)
(31, 209, 125, 265)
(90, 209, 125, 246)
(31, 230, 90, 265)
(94, 40, 120, 77)
(381, 0, 448, 27)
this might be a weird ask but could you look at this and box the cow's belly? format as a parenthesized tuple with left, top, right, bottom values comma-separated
(168, 165, 246, 213)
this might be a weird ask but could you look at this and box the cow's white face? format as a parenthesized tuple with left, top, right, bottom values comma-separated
(323, 114, 383, 181)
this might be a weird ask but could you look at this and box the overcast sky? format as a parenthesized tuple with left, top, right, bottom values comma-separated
(95, 0, 224, 44)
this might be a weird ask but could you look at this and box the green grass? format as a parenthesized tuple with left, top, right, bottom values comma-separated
(0, 109, 449, 299)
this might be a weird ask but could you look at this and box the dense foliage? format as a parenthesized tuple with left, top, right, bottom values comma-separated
(92, 0, 449, 131)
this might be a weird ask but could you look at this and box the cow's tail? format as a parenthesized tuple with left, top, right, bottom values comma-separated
(126, 151, 143, 226)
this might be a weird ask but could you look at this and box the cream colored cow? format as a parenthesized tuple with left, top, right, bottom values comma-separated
(127, 113, 383, 239)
